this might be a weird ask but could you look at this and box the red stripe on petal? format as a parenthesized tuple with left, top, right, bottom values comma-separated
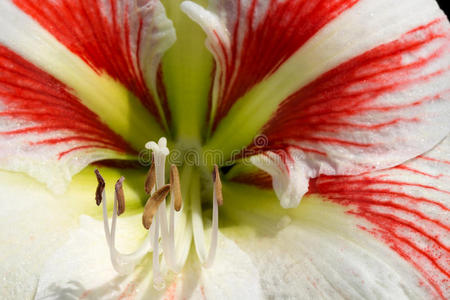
(253, 19, 449, 156)
(210, 0, 359, 129)
(309, 143, 450, 299)
(419, 155, 450, 165)
(0, 45, 135, 158)
(13, 0, 169, 123)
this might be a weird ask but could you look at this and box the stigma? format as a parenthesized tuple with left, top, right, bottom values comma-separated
(94, 137, 222, 290)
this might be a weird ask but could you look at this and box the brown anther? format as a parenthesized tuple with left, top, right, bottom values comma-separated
(115, 176, 126, 216)
(213, 165, 223, 206)
(145, 154, 156, 195)
(142, 184, 171, 230)
(94, 169, 105, 206)
(170, 165, 182, 211)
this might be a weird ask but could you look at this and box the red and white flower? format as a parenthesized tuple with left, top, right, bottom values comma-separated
(0, 0, 449, 299)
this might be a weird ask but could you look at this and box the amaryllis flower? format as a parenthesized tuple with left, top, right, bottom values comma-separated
(0, 0, 449, 299)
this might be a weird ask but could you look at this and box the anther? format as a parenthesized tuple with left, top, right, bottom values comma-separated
(142, 184, 171, 230)
(94, 169, 105, 206)
(213, 165, 223, 206)
(170, 165, 183, 211)
(145, 155, 156, 195)
(115, 176, 126, 216)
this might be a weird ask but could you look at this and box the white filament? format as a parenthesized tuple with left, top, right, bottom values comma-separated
(191, 170, 220, 268)
(101, 190, 145, 275)
(204, 182, 219, 267)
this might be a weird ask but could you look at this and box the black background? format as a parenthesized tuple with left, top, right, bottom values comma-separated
(437, 0, 449, 16)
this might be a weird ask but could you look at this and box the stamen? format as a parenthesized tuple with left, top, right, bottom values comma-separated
(142, 184, 171, 230)
(94, 169, 105, 206)
(191, 165, 221, 268)
(164, 164, 183, 272)
(170, 165, 183, 211)
(204, 165, 221, 267)
(213, 165, 223, 206)
(94, 137, 223, 285)
(95, 170, 151, 275)
(145, 154, 156, 195)
(115, 176, 126, 216)
(151, 214, 163, 290)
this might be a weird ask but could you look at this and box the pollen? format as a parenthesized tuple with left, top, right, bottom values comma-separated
(213, 164, 223, 206)
(94, 169, 105, 206)
(142, 184, 171, 229)
(170, 165, 183, 211)
(114, 176, 126, 216)
(144, 154, 156, 195)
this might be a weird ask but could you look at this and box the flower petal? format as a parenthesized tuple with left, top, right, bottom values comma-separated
(310, 135, 450, 298)
(35, 217, 263, 299)
(161, 0, 214, 139)
(0, 171, 78, 299)
(14, 0, 175, 128)
(0, 45, 138, 192)
(0, 166, 147, 299)
(163, 231, 263, 300)
(221, 135, 449, 299)
(195, 0, 450, 206)
(183, 0, 359, 132)
(250, 17, 450, 206)
(195, 0, 450, 167)
(35, 215, 155, 300)
(0, 0, 174, 148)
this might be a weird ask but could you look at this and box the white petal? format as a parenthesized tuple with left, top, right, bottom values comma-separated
(0, 166, 147, 299)
(222, 186, 443, 299)
(36, 217, 263, 300)
(35, 215, 155, 300)
(0, 171, 77, 299)
(250, 152, 312, 208)
(170, 231, 263, 300)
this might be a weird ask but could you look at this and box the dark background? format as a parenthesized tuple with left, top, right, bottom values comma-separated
(437, 0, 449, 16)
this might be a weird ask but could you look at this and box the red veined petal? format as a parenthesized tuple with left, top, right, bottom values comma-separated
(182, 0, 359, 129)
(0, 45, 135, 193)
(248, 18, 450, 207)
(309, 135, 450, 299)
(191, 1, 449, 168)
(11, 0, 175, 127)
(219, 135, 450, 299)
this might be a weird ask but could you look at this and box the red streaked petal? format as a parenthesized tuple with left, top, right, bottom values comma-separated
(0, 45, 135, 193)
(220, 139, 449, 298)
(261, 19, 449, 151)
(182, 0, 359, 129)
(309, 135, 450, 299)
(11, 0, 175, 126)
(248, 18, 450, 207)
(195, 1, 448, 166)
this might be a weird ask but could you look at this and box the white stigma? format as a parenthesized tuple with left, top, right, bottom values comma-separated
(97, 137, 221, 289)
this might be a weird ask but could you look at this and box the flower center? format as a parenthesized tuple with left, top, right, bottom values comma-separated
(94, 137, 222, 290)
